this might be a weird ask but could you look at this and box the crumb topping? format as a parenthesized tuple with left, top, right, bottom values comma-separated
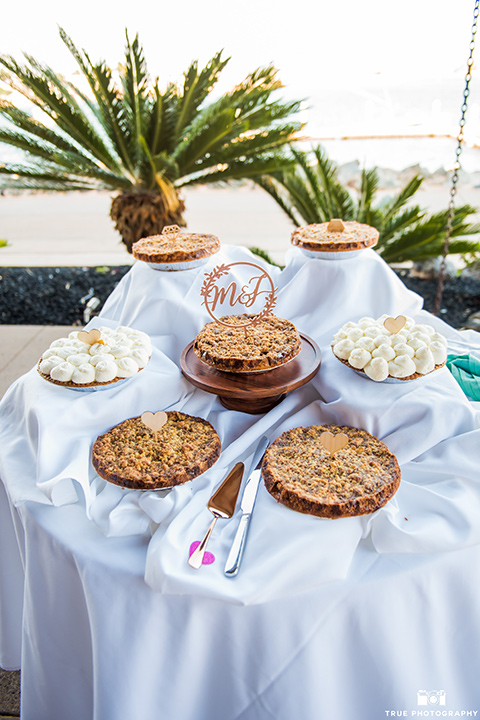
(132, 232, 220, 263)
(263, 424, 400, 518)
(92, 411, 221, 489)
(291, 221, 379, 252)
(193, 313, 302, 372)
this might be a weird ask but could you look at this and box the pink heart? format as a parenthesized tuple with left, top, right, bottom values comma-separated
(189, 541, 215, 565)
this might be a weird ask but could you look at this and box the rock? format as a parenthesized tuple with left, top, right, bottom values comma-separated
(375, 167, 402, 189)
(461, 261, 480, 281)
(398, 164, 427, 183)
(428, 167, 449, 184)
(411, 257, 458, 281)
(337, 161, 361, 186)
(461, 311, 480, 332)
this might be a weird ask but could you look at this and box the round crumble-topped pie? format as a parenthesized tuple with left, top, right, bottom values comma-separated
(193, 313, 302, 373)
(92, 411, 221, 490)
(132, 225, 220, 267)
(291, 219, 379, 254)
(37, 326, 151, 388)
(331, 314, 448, 382)
(262, 424, 401, 518)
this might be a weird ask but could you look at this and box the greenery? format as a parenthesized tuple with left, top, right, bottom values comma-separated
(256, 146, 480, 263)
(247, 246, 284, 268)
(0, 239, 8, 248)
(0, 29, 303, 251)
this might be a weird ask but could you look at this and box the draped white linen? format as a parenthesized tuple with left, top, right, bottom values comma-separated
(1, 245, 480, 718)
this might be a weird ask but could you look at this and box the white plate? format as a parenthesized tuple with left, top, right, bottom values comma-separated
(144, 257, 211, 271)
(65, 378, 131, 392)
(299, 247, 364, 261)
(353, 367, 444, 384)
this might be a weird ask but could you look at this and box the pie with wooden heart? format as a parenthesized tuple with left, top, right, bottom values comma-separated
(291, 219, 379, 254)
(331, 315, 448, 382)
(262, 424, 400, 518)
(37, 325, 151, 388)
(132, 225, 220, 267)
(92, 411, 221, 490)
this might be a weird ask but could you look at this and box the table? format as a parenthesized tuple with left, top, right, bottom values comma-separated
(1, 245, 480, 720)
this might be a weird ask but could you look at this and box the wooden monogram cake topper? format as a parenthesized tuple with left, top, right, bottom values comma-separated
(200, 262, 278, 331)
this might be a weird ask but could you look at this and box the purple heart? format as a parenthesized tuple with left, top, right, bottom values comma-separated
(189, 541, 215, 565)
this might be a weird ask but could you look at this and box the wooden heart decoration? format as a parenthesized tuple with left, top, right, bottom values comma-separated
(327, 218, 345, 232)
(383, 315, 407, 334)
(141, 411, 168, 433)
(78, 328, 102, 345)
(319, 431, 349, 455)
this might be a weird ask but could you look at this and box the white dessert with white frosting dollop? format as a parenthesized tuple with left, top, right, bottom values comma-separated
(331, 315, 447, 381)
(38, 326, 152, 386)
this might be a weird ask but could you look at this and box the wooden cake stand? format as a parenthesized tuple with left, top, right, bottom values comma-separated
(180, 333, 321, 414)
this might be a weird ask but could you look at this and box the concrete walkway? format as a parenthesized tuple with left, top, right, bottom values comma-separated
(0, 325, 76, 398)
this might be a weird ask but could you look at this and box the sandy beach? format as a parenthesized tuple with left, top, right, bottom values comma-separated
(0, 169, 479, 269)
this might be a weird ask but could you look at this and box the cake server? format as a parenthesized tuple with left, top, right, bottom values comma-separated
(224, 435, 269, 577)
(188, 461, 244, 569)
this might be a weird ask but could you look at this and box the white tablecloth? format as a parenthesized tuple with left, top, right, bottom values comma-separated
(1, 245, 480, 719)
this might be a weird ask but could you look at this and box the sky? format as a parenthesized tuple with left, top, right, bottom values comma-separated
(1, 0, 479, 169)
(1, 0, 476, 89)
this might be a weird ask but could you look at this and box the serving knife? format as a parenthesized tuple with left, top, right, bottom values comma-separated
(188, 461, 244, 569)
(224, 435, 269, 577)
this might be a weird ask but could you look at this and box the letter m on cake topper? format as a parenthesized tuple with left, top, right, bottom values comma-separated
(200, 261, 278, 333)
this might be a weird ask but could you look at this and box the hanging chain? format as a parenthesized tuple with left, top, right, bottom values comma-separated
(434, 0, 479, 315)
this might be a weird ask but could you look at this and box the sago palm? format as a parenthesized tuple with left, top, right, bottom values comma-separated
(256, 146, 480, 263)
(0, 28, 303, 251)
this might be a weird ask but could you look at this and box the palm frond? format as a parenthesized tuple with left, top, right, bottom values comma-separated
(378, 206, 426, 247)
(311, 146, 355, 220)
(177, 152, 295, 186)
(381, 174, 423, 226)
(148, 82, 179, 157)
(0, 53, 121, 171)
(59, 28, 138, 177)
(254, 175, 301, 226)
(192, 123, 302, 171)
(120, 31, 151, 155)
(356, 168, 379, 224)
(0, 101, 96, 160)
(172, 107, 236, 173)
(174, 51, 229, 142)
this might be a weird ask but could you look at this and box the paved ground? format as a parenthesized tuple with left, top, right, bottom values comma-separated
(0, 669, 20, 718)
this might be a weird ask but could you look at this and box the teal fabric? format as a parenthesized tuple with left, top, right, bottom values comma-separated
(447, 353, 480, 401)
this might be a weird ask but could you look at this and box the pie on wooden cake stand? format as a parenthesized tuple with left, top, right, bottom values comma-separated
(181, 330, 321, 414)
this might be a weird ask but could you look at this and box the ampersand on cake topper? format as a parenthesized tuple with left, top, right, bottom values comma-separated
(200, 261, 278, 331)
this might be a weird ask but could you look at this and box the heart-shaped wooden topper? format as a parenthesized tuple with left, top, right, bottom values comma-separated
(383, 315, 407, 334)
(77, 328, 102, 345)
(141, 411, 168, 433)
(319, 431, 349, 455)
(327, 218, 345, 232)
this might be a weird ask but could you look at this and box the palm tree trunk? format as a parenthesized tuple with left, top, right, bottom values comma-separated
(110, 191, 186, 253)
